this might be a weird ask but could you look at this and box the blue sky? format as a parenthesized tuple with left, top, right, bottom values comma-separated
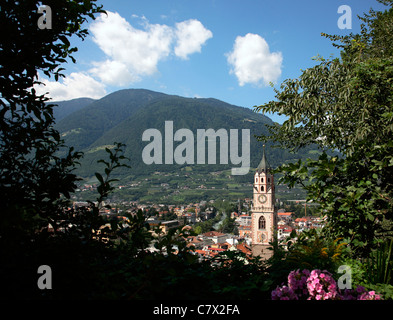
(36, 0, 386, 124)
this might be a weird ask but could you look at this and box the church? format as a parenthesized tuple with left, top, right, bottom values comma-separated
(251, 145, 277, 259)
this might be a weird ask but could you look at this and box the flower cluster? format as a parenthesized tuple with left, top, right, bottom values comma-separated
(271, 285, 298, 300)
(306, 269, 338, 300)
(341, 286, 382, 300)
(271, 269, 383, 300)
(288, 269, 310, 298)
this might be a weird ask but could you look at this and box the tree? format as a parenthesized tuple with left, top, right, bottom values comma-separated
(255, 0, 393, 256)
(219, 216, 238, 234)
(0, 0, 105, 241)
(0, 0, 106, 298)
(0, 1, 277, 301)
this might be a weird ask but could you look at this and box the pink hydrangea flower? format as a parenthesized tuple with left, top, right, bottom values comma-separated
(306, 269, 338, 300)
(270, 269, 384, 300)
(287, 269, 310, 298)
(271, 284, 298, 300)
(359, 290, 382, 300)
(340, 285, 382, 300)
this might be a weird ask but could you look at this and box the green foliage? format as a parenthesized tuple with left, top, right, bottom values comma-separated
(193, 212, 221, 234)
(364, 238, 393, 285)
(255, 1, 393, 257)
(94, 142, 131, 204)
(209, 251, 271, 299)
(366, 283, 393, 300)
(267, 228, 347, 288)
(339, 238, 393, 299)
(219, 216, 238, 234)
(277, 150, 392, 256)
(0, 1, 105, 297)
(0, 0, 104, 236)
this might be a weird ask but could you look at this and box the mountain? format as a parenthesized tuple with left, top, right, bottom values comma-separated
(55, 89, 318, 181)
(56, 89, 167, 151)
(52, 97, 96, 121)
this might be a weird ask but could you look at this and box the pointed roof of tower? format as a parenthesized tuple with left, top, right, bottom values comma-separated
(257, 144, 271, 174)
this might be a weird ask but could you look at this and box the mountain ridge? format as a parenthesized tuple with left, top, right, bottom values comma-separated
(53, 88, 317, 180)
(52, 97, 96, 121)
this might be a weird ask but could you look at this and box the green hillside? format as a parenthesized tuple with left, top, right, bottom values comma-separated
(55, 89, 321, 201)
(55, 89, 167, 150)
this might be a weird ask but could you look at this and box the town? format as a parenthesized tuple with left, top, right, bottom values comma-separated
(71, 196, 325, 260)
(67, 147, 326, 262)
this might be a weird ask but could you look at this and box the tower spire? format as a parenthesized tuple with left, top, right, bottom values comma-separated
(251, 143, 277, 259)
(257, 144, 270, 173)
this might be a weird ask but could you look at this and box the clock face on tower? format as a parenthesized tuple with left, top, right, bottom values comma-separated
(258, 194, 267, 204)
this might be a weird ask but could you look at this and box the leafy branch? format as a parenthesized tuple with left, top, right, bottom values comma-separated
(93, 142, 131, 207)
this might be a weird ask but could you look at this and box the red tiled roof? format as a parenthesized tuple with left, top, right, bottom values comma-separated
(295, 217, 309, 222)
(278, 212, 292, 216)
(202, 231, 225, 237)
(236, 243, 252, 255)
(208, 247, 226, 252)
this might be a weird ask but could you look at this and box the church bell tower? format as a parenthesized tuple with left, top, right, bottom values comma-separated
(251, 145, 277, 259)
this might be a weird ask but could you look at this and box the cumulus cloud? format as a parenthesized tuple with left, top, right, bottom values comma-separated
(90, 59, 140, 86)
(89, 12, 213, 85)
(35, 72, 107, 101)
(33, 12, 213, 100)
(227, 33, 283, 87)
(174, 19, 213, 60)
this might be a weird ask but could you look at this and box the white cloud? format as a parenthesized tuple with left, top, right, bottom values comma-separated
(34, 12, 213, 101)
(34, 72, 107, 101)
(90, 59, 140, 86)
(174, 19, 213, 60)
(89, 12, 213, 85)
(89, 11, 173, 86)
(227, 33, 283, 87)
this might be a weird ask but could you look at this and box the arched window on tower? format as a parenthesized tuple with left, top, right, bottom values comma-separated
(259, 216, 266, 230)
(261, 186, 264, 192)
